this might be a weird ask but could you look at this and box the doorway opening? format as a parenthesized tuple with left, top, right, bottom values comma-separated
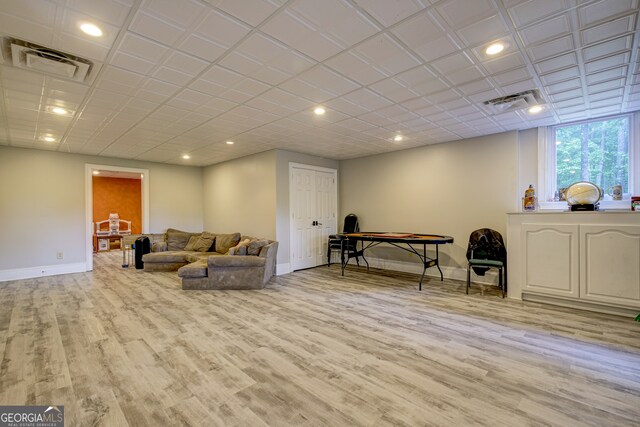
(85, 164, 149, 271)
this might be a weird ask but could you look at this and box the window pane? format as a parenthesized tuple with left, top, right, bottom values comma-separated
(554, 117, 629, 193)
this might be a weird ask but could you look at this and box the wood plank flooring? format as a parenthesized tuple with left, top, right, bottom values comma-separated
(0, 251, 639, 426)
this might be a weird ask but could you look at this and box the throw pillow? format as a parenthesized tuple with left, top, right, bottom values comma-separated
(247, 239, 270, 256)
(166, 228, 199, 251)
(194, 236, 215, 252)
(183, 235, 201, 251)
(215, 232, 241, 254)
(229, 238, 251, 256)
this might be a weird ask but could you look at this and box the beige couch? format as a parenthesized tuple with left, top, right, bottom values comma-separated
(141, 228, 278, 290)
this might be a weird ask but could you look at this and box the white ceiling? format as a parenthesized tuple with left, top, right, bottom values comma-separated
(0, 0, 639, 166)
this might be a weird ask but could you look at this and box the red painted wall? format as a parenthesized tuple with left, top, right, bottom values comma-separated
(93, 177, 142, 234)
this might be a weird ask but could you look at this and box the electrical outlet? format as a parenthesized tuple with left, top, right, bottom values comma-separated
(56, 251, 64, 259)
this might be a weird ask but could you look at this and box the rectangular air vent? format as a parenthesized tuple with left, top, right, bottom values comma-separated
(0, 37, 94, 83)
(482, 89, 544, 115)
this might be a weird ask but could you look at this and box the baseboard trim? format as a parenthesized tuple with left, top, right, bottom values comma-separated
(0, 263, 87, 282)
(522, 292, 639, 318)
(348, 256, 501, 286)
(276, 263, 291, 276)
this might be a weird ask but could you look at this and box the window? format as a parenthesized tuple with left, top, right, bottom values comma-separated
(538, 112, 639, 208)
(553, 115, 630, 196)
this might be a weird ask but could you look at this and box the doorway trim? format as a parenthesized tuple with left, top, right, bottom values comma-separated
(85, 164, 150, 271)
(289, 162, 338, 271)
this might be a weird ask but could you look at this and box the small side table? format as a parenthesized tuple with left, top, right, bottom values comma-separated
(94, 234, 123, 253)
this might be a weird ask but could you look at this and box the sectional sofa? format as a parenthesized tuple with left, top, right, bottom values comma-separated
(141, 228, 278, 290)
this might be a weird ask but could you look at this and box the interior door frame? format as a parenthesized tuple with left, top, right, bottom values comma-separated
(85, 164, 150, 271)
(289, 162, 338, 271)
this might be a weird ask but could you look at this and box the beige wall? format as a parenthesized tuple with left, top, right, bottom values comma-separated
(202, 150, 277, 240)
(339, 132, 520, 272)
(0, 146, 203, 272)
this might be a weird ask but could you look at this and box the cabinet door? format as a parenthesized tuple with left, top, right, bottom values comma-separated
(522, 224, 580, 297)
(580, 225, 640, 308)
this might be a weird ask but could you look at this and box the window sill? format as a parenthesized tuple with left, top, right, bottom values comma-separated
(538, 200, 634, 211)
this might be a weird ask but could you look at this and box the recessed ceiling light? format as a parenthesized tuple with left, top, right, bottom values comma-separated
(485, 43, 504, 55)
(93, 171, 100, 175)
(226, 141, 234, 145)
(314, 107, 326, 115)
(182, 154, 191, 159)
(80, 22, 102, 37)
(51, 107, 68, 115)
(393, 135, 403, 142)
(43, 136, 56, 142)
(528, 105, 543, 114)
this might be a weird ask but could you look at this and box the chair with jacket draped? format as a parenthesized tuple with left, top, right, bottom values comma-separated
(466, 228, 507, 298)
(327, 214, 360, 267)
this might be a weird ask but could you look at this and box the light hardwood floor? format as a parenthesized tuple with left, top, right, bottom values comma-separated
(1, 251, 639, 426)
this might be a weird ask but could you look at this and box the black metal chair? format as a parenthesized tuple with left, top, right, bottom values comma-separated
(466, 228, 507, 298)
(327, 214, 359, 266)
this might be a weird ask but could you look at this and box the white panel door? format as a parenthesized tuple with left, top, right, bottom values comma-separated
(522, 223, 580, 297)
(580, 225, 640, 308)
(290, 166, 337, 271)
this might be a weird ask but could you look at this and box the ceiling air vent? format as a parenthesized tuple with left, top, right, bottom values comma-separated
(0, 37, 93, 83)
(482, 89, 544, 114)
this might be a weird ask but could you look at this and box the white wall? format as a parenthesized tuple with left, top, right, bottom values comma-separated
(275, 150, 339, 269)
(339, 131, 520, 279)
(0, 146, 203, 277)
(202, 150, 277, 239)
(517, 127, 539, 200)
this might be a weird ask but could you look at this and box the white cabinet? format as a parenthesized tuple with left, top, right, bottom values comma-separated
(522, 224, 579, 298)
(507, 212, 640, 316)
(580, 225, 640, 307)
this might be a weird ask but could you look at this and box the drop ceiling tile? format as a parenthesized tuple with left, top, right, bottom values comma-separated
(163, 51, 210, 77)
(446, 66, 484, 85)
(390, 11, 444, 49)
(435, 0, 495, 29)
(539, 66, 579, 85)
(457, 78, 493, 95)
(119, 32, 171, 63)
(482, 52, 525, 75)
(211, 0, 281, 26)
(370, 78, 418, 103)
(297, 66, 360, 97)
(68, 0, 132, 26)
(534, 52, 578, 74)
(527, 35, 575, 62)
(260, 10, 343, 61)
(343, 88, 394, 111)
(292, 0, 379, 47)
(431, 53, 474, 75)
(581, 14, 636, 46)
(177, 34, 227, 62)
(492, 67, 532, 86)
(548, 87, 583, 102)
(582, 35, 633, 62)
(578, 0, 637, 27)
(153, 66, 194, 86)
(587, 78, 626, 94)
(325, 51, 388, 85)
(584, 52, 630, 73)
(278, 78, 335, 103)
(353, 34, 421, 76)
(508, 0, 566, 28)
(545, 78, 582, 94)
(219, 51, 263, 75)
(518, 14, 571, 46)
(457, 14, 508, 46)
(195, 9, 252, 48)
(110, 51, 156, 75)
(129, 11, 184, 47)
(141, 0, 206, 29)
(427, 88, 460, 103)
(586, 66, 628, 84)
(1, 0, 57, 27)
(53, 33, 111, 62)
